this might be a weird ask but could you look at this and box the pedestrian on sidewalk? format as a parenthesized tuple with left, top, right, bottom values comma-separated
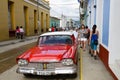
(19, 26, 24, 39)
(78, 24, 87, 51)
(51, 26, 55, 32)
(15, 26, 20, 39)
(89, 24, 99, 60)
(85, 26, 90, 45)
(73, 28, 78, 39)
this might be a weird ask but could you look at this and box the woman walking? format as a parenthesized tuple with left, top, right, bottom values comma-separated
(89, 25, 99, 60)
(79, 24, 87, 51)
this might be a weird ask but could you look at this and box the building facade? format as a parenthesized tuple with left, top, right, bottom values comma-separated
(60, 14, 67, 28)
(87, 0, 120, 79)
(50, 16, 60, 28)
(66, 19, 78, 28)
(0, 0, 50, 41)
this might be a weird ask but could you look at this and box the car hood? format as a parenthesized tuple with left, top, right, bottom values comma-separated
(27, 45, 71, 62)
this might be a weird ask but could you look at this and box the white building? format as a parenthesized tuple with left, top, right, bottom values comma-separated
(87, 0, 120, 79)
(60, 14, 67, 28)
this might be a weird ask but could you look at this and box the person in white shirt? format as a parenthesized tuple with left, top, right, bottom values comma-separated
(73, 29, 78, 39)
(20, 26, 24, 39)
(78, 24, 87, 51)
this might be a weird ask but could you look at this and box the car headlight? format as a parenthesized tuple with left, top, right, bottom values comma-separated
(18, 59, 28, 66)
(62, 59, 74, 66)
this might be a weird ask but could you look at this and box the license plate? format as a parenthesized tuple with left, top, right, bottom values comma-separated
(37, 71, 53, 75)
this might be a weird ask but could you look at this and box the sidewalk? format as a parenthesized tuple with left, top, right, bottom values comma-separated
(0, 36, 38, 53)
(81, 46, 114, 80)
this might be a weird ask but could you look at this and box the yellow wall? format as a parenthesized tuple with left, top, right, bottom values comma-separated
(0, 0, 9, 41)
(0, 0, 50, 41)
(39, 10, 50, 33)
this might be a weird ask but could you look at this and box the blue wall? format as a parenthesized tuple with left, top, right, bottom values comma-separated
(102, 0, 110, 47)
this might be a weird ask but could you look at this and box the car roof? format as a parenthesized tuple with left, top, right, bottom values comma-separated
(40, 31, 73, 37)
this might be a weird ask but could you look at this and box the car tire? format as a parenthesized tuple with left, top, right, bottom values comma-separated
(72, 73, 77, 78)
(23, 74, 32, 77)
(67, 73, 77, 78)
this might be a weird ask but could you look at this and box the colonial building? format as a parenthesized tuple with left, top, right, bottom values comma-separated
(86, 0, 120, 79)
(0, 0, 50, 41)
(60, 14, 67, 28)
(50, 16, 60, 28)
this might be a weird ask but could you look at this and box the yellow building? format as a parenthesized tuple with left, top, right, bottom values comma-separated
(0, 0, 50, 41)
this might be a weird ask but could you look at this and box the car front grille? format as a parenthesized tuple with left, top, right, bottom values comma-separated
(24, 62, 60, 70)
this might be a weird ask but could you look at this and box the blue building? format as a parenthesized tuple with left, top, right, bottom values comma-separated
(86, 0, 120, 79)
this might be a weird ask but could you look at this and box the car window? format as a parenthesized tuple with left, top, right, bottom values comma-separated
(39, 35, 73, 45)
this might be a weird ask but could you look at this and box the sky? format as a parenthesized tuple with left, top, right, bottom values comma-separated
(50, 0, 80, 21)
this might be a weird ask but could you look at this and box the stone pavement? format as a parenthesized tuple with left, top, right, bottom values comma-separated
(81, 46, 114, 80)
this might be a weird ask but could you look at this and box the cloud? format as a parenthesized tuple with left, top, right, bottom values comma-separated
(50, 0, 80, 20)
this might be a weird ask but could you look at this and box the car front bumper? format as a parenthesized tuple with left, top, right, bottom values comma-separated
(16, 66, 77, 75)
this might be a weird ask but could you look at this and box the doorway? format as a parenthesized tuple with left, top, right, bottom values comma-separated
(24, 6, 28, 35)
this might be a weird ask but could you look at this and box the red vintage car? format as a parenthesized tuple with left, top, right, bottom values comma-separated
(16, 31, 79, 77)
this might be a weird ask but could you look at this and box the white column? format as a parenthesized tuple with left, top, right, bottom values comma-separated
(109, 0, 120, 79)
(96, 0, 103, 43)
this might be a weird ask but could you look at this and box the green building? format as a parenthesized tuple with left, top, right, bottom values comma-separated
(50, 16, 60, 28)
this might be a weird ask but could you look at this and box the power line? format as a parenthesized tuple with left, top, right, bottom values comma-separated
(50, 3, 78, 5)
(50, 3, 79, 20)
(66, 16, 79, 18)
(50, 8, 79, 18)
(50, 9, 61, 15)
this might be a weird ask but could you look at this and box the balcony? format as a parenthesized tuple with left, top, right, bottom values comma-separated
(24, 0, 50, 10)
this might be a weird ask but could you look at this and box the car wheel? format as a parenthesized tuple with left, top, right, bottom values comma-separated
(67, 73, 77, 78)
(23, 74, 32, 77)
(72, 73, 77, 78)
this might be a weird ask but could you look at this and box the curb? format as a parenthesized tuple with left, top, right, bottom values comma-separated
(0, 36, 38, 47)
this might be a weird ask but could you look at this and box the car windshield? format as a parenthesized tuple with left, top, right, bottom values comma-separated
(38, 35, 73, 45)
